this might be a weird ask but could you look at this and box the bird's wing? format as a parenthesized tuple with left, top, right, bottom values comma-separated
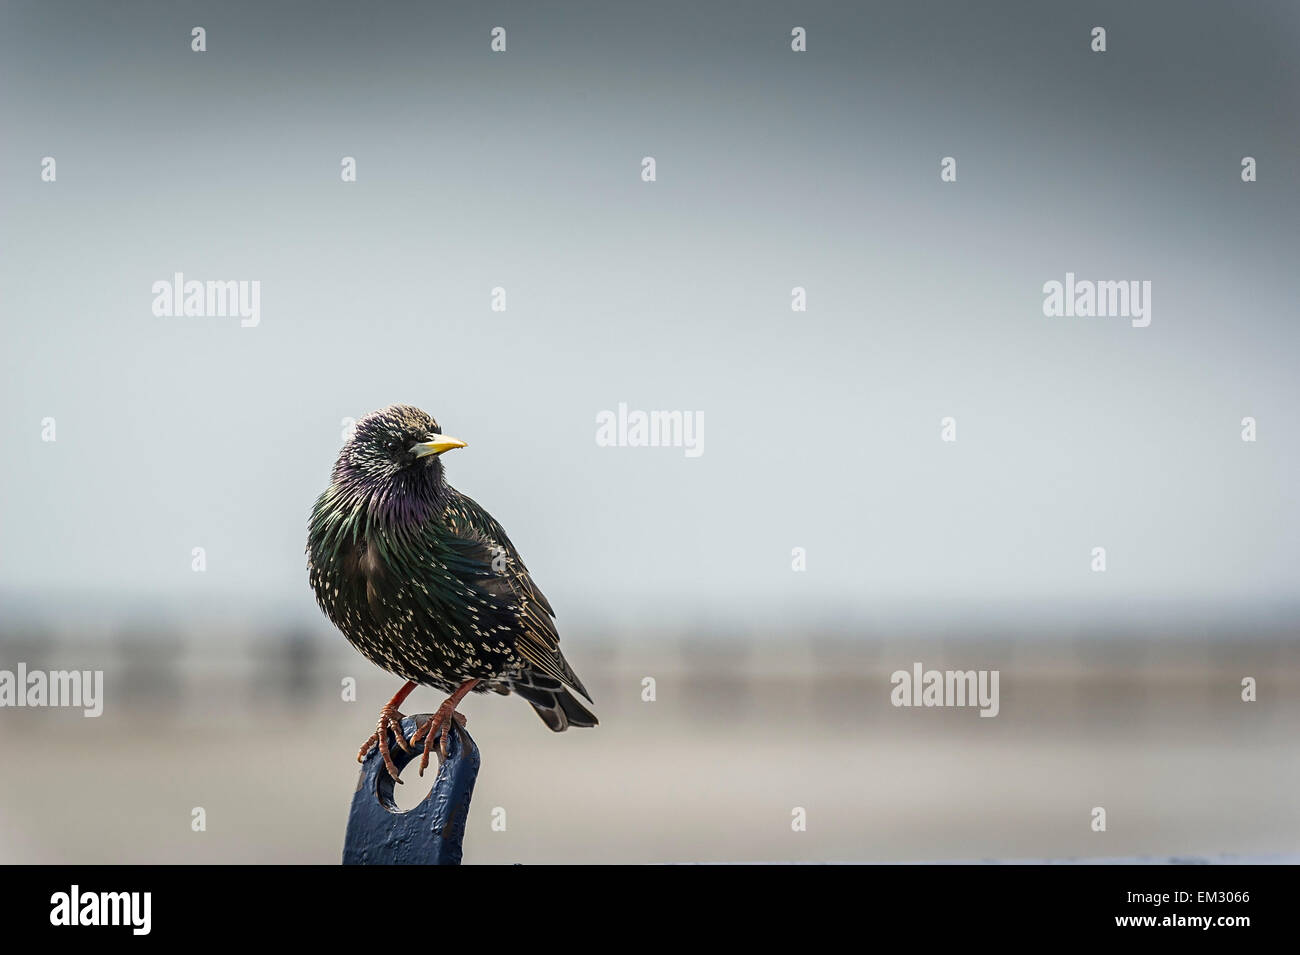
(431, 492, 591, 703)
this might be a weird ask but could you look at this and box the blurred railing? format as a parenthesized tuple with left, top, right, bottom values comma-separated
(1, 618, 1295, 730)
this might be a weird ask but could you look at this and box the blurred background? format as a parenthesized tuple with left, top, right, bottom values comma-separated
(1, 0, 1298, 863)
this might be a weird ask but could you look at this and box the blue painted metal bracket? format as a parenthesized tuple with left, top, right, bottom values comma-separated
(342, 714, 480, 865)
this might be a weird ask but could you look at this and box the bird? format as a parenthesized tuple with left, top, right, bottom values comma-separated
(307, 403, 596, 781)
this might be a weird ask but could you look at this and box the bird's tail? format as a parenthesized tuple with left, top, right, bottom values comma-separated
(513, 674, 598, 732)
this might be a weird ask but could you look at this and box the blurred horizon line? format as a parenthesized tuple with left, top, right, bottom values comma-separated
(2, 587, 1297, 643)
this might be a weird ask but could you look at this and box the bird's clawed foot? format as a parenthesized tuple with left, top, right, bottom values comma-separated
(357, 701, 415, 782)
(409, 705, 471, 776)
(355, 678, 477, 781)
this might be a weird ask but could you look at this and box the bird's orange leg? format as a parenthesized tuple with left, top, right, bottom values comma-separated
(410, 678, 480, 776)
(357, 679, 418, 782)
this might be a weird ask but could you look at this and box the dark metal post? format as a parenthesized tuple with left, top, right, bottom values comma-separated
(342, 714, 479, 865)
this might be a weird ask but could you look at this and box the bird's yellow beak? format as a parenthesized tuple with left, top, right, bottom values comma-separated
(411, 435, 468, 458)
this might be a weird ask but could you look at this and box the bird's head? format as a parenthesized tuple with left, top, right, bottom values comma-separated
(332, 404, 467, 493)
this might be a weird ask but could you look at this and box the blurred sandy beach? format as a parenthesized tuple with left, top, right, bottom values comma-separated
(2, 623, 1295, 865)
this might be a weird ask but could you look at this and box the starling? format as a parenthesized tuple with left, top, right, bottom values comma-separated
(307, 404, 596, 780)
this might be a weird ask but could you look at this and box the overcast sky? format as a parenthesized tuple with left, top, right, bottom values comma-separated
(3, 1, 1298, 635)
